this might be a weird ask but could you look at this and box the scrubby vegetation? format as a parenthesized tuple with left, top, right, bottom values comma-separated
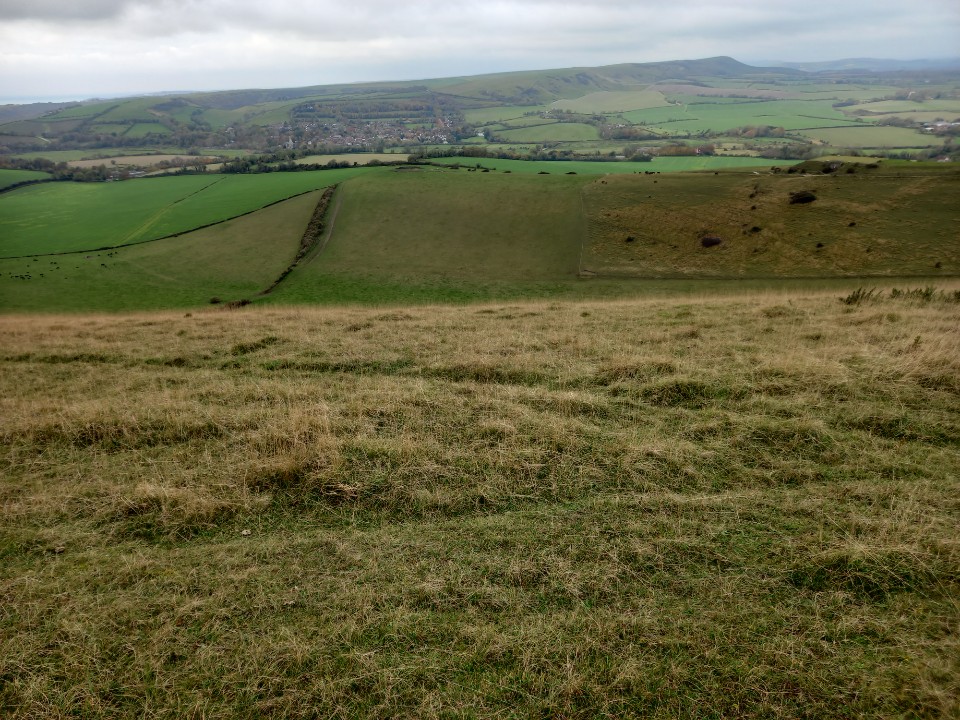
(1, 286, 958, 717)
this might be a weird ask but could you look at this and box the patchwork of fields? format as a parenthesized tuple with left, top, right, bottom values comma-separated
(1, 162, 956, 312)
(3, 57, 954, 160)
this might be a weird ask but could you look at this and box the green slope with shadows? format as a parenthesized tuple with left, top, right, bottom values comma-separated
(0, 191, 322, 312)
(269, 168, 588, 305)
(0, 168, 379, 258)
(0, 169, 50, 190)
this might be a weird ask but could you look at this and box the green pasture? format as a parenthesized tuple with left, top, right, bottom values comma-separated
(666, 95, 762, 105)
(551, 90, 671, 113)
(88, 123, 134, 136)
(851, 99, 960, 115)
(0, 168, 375, 258)
(0, 163, 956, 312)
(798, 126, 936, 148)
(295, 153, 409, 166)
(45, 101, 119, 120)
(497, 123, 599, 142)
(0, 118, 83, 137)
(270, 169, 587, 305)
(498, 116, 560, 129)
(125, 122, 172, 138)
(163, 103, 204, 124)
(12, 147, 184, 162)
(95, 98, 170, 123)
(624, 99, 866, 133)
(869, 111, 960, 124)
(0, 169, 50, 190)
(428, 156, 793, 174)
(195, 107, 249, 129)
(463, 105, 551, 124)
(0, 191, 318, 312)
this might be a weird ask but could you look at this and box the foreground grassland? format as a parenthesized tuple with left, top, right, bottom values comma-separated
(1, 288, 959, 718)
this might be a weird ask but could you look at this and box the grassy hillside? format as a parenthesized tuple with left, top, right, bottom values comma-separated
(0, 191, 321, 312)
(582, 164, 960, 278)
(0, 168, 49, 190)
(1, 287, 958, 717)
(271, 168, 586, 305)
(1, 164, 956, 312)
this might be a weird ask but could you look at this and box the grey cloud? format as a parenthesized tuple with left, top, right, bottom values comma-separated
(0, 0, 144, 21)
(1, 0, 958, 102)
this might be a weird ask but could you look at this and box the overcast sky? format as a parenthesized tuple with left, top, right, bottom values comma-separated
(1, 0, 958, 103)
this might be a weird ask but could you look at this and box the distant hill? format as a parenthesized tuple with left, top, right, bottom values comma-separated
(0, 101, 81, 124)
(1, 56, 955, 160)
(775, 58, 960, 72)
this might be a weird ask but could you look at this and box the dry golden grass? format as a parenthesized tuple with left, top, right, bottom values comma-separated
(1, 286, 958, 717)
(583, 170, 960, 278)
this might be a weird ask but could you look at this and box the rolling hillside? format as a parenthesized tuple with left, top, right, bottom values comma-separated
(2, 56, 953, 160)
(1, 162, 956, 312)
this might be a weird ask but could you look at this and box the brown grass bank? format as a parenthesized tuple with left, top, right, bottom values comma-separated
(1, 287, 958, 718)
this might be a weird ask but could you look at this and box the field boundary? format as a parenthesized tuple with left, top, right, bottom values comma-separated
(259, 186, 336, 295)
(0, 178, 55, 195)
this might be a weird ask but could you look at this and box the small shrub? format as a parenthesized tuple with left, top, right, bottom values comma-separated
(789, 190, 817, 205)
(840, 287, 878, 305)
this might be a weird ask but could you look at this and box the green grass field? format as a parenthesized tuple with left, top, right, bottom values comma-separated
(3, 164, 955, 312)
(45, 101, 120, 120)
(497, 123, 600, 142)
(12, 147, 187, 162)
(428, 156, 795, 174)
(125, 122, 173, 138)
(849, 99, 960, 115)
(551, 90, 671, 113)
(463, 105, 552, 124)
(798, 126, 937, 148)
(624, 99, 866, 133)
(270, 169, 586, 305)
(0, 168, 376, 258)
(0, 192, 319, 312)
(0, 169, 50, 190)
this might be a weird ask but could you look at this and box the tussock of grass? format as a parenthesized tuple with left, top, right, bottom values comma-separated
(1, 287, 958, 717)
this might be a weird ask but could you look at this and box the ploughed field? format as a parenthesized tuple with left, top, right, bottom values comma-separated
(1, 288, 958, 717)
